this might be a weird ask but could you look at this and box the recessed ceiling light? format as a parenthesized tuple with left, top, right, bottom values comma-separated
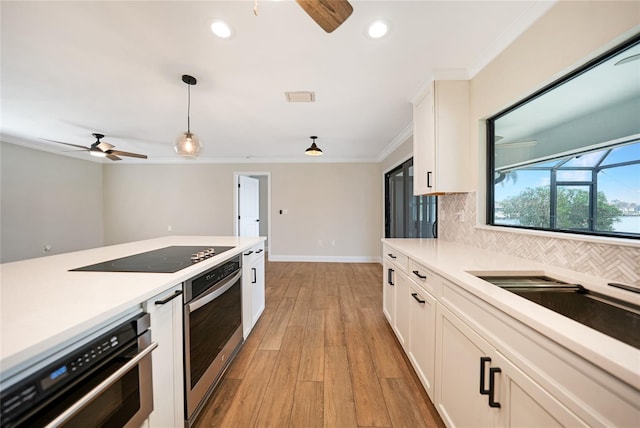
(367, 20, 388, 39)
(210, 20, 232, 39)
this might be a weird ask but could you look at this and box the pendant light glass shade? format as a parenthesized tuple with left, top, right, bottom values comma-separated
(305, 136, 323, 156)
(174, 131, 202, 158)
(175, 74, 202, 159)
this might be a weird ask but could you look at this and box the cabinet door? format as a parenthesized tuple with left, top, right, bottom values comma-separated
(413, 86, 435, 195)
(407, 284, 437, 400)
(394, 271, 411, 350)
(435, 304, 496, 428)
(144, 284, 184, 428)
(250, 255, 265, 327)
(242, 260, 253, 338)
(382, 261, 396, 324)
(493, 352, 587, 428)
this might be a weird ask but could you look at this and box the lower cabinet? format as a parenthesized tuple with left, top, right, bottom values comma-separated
(382, 260, 396, 324)
(242, 242, 266, 338)
(393, 269, 411, 350)
(435, 303, 585, 428)
(384, 258, 437, 400)
(407, 281, 437, 400)
(144, 284, 185, 428)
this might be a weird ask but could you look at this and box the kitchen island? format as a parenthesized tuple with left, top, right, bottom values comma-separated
(382, 238, 640, 427)
(0, 235, 264, 381)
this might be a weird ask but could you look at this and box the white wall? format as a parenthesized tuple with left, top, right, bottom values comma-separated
(381, 135, 412, 173)
(438, 1, 640, 286)
(104, 162, 382, 262)
(0, 142, 104, 262)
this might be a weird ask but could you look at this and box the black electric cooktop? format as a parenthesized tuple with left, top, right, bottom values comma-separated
(71, 246, 235, 273)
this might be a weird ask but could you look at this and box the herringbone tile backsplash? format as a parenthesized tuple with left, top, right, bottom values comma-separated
(439, 193, 640, 286)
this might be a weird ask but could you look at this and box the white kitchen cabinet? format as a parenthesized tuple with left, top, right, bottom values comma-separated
(144, 284, 184, 428)
(382, 260, 395, 324)
(407, 280, 437, 401)
(435, 303, 586, 428)
(393, 269, 411, 350)
(382, 246, 409, 328)
(413, 80, 470, 195)
(384, 248, 437, 400)
(242, 242, 265, 338)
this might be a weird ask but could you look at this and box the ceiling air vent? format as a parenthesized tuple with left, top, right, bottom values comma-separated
(285, 91, 315, 102)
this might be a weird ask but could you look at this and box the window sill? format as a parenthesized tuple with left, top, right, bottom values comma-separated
(474, 224, 640, 248)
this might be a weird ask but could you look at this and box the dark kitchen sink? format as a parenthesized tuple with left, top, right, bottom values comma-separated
(476, 275, 640, 349)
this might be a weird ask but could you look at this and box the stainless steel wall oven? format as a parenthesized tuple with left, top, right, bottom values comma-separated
(0, 312, 156, 428)
(183, 255, 243, 425)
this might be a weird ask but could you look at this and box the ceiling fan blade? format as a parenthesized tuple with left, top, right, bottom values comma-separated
(106, 154, 122, 161)
(108, 150, 148, 159)
(296, 0, 353, 33)
(42, 139, 90, 151)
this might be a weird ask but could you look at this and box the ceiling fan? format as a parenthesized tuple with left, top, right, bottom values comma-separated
(295, 0, 353, 33)
(44, 133, 148, 161)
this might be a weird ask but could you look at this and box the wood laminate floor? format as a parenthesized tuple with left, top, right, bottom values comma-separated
(194, 260, 446, 428)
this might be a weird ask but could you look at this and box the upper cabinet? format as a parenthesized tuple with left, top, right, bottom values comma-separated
(413, 80, 471, 195)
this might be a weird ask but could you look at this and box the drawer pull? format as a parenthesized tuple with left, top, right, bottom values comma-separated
(387, 268, 395, 286)
(155, 290, 183, 305)
(412, 270, 426, 280)
(243, 250, 254, 256)
(488, 367, 502, 408)
(411, 293, 425, 304)
(255, 249, 264, 254)
(479, 356, 491, 395)
(251, 267, 257, 284)
(387, 253, 397, 259)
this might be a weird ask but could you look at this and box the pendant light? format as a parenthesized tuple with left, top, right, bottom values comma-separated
(305, 136, 323, 156)
(174, 74, 202, 158)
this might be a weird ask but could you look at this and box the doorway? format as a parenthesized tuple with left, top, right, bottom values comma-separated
(234, 172, 271, 253)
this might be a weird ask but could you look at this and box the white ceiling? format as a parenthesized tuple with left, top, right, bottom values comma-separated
(0, 0, 554, 163)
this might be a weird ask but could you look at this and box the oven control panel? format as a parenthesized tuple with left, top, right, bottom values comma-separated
(0, 313, 147, 426)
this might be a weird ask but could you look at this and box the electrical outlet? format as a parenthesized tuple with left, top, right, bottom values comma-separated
(167, 225, 172, 231)
(331, 240, 336, 246)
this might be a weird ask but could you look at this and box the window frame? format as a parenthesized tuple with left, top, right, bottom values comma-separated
(486, 33, 640, 240)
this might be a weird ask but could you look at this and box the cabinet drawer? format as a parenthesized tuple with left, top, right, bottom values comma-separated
(440, 280, 640, 427)
(383, 245, 408, 273)
(242, 242, 264, 264)
(408, 259, 438, 296)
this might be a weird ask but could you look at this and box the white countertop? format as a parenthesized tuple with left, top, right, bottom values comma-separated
(382, 238, 640, 389)
(0, 235, 264, 379)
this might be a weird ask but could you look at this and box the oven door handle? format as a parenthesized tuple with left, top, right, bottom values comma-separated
(44, 341, 158, 428)
(187, 270, 241, 313)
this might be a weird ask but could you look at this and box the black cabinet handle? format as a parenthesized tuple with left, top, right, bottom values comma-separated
(488, 367, 502, 408)
(480, 357, 501, 408)
(427, 171, 433, 188)
(154, 290, 183, 305)
(388, 253, 397, 259)
(243, 250, 254, 256)
(387, 268, 395, 286)
(255, 249, 264, 254)
(479, 356, 491, 395)
(411, 293, 425, 304)
(251, 267, 257, 284)
(412, 270, 426, 280)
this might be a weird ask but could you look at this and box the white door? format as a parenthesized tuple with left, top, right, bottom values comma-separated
(239, 176, 260, 237)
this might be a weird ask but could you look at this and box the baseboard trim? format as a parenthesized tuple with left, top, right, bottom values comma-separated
(268, 255, 382, 264)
